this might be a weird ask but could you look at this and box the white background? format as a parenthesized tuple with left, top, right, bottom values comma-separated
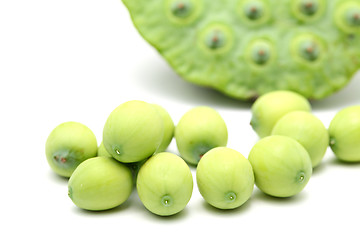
(1, 0, 360, 239)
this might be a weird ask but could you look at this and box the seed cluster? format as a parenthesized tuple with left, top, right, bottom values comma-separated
(46, 94, 360, 216)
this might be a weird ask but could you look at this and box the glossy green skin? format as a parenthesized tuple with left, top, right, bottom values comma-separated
(272, 111, 329, 168)
(329, 105, 360, 162)
(68, 157, 133, 211)
(196, 147, 254, 209)
(97, 141, 112, 158)
(136, 152, 193, 216)
(251, 90, 311, 138)
(98, 141, 145, 181)
(122, 0, 360, 100)
(45, 121, 98, 177)
(152, 104, 175, 152)
(175, 106, 228, 165)
(103, 100, 164, 163)
(248, 135, 312, 197)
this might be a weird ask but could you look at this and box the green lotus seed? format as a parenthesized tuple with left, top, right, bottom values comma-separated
(272, 111, 329, 168)
(175, 106, 228, 165)
(45, 121, 98, 178)
(97, 141, 112, 158)
(248, 135, 312, 197)
(68, 156, 133, 211)
(152, 104, 175, 153)
(136, 152, 193, 216)
(103, 100, 164, 163)
(328, 106, 360, 162)
(196, 147, 254, 209)
(250, 90, 312, 138)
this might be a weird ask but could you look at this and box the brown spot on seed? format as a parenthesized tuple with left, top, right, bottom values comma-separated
(258, 49, 265, 56)
(306, 46, 314, 53)
(178, 2, 185, 10)
(305, 2, 313, 9)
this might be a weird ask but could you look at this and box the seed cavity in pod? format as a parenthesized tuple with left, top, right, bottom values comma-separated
(251, 42, 272, 65)
(199, 23, 234, 54)
(166, 0, 202, 24)
(238, 0, 270, 26)
(334, 2, 360, 33)
(291, 0, 325, 22)
(291, 34, 325, 65)
(171, 1, 193, 18)
(161, 195, 173, 207)
(205, 29, 226, 50)
(246, 39, 274, 66)
(299, 0, 319, 16)
(299, 40, 320, 61)
(345, 8, 360, 27)
(244, 1, 264, 20)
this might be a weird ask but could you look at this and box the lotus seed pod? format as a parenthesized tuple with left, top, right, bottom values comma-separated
(175, 106, 228, 165)
(328, 106, 360, 162)
(196, 147, 254, 210)
(250, 90, 312, 138)
(248, 135, 312, 198)
(45, 122, 98, 178)
(136, 152, 193, 216)
(103, 100, 164, 163)
(97, 141, 112, 158)
(272, 111, 329, 168)
(68, 157, 133, 211)
(122, 0, 360, 100)
(152, 104, 175, 152)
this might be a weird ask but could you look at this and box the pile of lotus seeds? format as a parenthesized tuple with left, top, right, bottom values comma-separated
(45, 91, 360, 216)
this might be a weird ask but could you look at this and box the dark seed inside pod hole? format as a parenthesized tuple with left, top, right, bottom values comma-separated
(244, 1, 264, 20)
(299, 40, 320, 61)
(171, 1, 192, 18)
(205, 29, 226, 49)
(251, 42, 271, 65)
(299, 0, 319, 16)
(346, 8, 360, 26)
